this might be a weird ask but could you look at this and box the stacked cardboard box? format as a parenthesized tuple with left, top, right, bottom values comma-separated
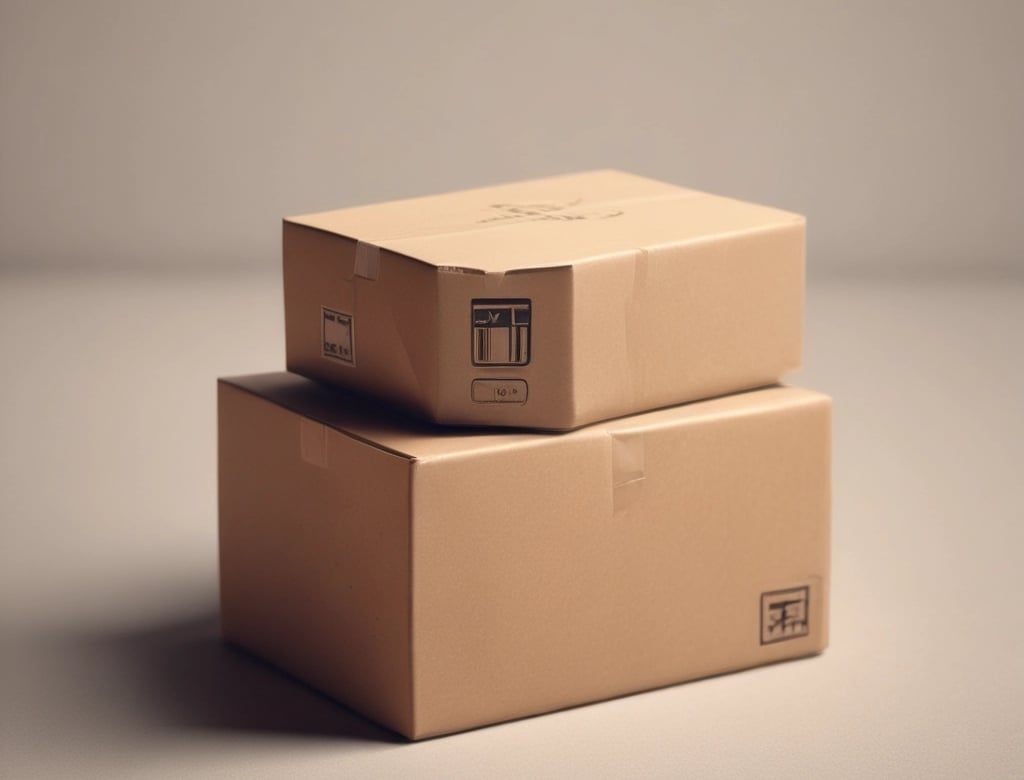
(218, 170, 831, 739)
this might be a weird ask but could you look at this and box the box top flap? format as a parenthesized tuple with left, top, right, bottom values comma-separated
(285, 170, 804, 274)
(219, 373, 829, 461)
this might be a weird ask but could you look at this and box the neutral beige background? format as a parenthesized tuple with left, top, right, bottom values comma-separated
(2, 0, 1022, 274)
(2, 1, 1023, 777)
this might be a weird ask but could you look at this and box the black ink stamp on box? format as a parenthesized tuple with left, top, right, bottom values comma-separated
(322, 307, 355, 365)
(760, 586, 810, 644)
(471, 299, 531, 366)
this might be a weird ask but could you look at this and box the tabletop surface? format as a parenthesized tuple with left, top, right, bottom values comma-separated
(2, 269, 1021, 779)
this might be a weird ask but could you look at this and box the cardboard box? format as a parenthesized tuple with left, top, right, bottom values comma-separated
(284, 170, 804, 430)
(218, 373, 831, 739)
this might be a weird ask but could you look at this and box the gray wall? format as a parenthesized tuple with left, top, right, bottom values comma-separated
(2, 0, 1021, 275)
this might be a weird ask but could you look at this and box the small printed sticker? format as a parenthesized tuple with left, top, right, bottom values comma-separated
(471, 299, 531, 366)
(471, 378, 528, 404)
(322, 307, 355, 365)
(760, 586, 810, 644)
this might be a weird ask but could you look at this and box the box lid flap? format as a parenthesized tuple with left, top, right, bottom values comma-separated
(285, 170, 803, 274)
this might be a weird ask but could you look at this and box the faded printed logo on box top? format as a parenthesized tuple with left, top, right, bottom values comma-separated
(322, 307, 354, 365)
(477, 200, 624, 224)
(472, 299, 531, 366)
(760, 586, 810, 644)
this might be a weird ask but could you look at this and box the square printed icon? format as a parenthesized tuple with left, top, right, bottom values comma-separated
(471, 299, 531, 366)
(760, 586, 810, 644)
(322, 307, 354, 365)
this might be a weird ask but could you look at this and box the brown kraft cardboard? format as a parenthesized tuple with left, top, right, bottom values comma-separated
(218, 372, 831, 739)
(283, 170, 804, 429)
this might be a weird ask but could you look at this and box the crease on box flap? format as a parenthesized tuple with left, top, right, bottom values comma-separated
(329, 241, 431, 408)
(625, 247, 650, 407)
(610, 430, 645, 513)
(299, 418, 328, 468)
(384, 299, 431, 404)
(336, 278, 355, 311)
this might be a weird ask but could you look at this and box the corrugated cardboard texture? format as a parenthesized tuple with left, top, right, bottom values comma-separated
(218, 374, 831, 739)
(283, 170, 804, 429)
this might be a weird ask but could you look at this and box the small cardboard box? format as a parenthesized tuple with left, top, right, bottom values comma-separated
(218, 373, 831, 739)
(284, 170, 804, 430)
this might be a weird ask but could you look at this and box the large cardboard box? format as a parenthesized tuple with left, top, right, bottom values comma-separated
(284, 170, 804, 430)
(218, 373, 831, 739)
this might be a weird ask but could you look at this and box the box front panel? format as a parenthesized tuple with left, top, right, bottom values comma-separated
(411, 392, 830, 738)
(218, 383, 413, 735)
(434, 267, 576, 429)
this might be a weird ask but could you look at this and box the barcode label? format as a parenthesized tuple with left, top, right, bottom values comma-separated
(471, 299, 531, 366)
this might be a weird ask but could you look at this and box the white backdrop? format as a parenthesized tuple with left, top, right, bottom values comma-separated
(2, 0, 1022, 274)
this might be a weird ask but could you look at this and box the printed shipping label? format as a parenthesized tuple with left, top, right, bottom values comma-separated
(322, 307, 355, 365)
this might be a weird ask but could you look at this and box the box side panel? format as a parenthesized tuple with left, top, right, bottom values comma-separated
(410, 393, 830, 738)
(283, 221, 439, 416)
(571, 221, 804, 425)
(218, 382, 413, 735)
(432, 266, 575, 429)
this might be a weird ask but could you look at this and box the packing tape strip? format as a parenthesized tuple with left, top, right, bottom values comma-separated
(353, 240, 381, 281)
(610, 430, 646, 514)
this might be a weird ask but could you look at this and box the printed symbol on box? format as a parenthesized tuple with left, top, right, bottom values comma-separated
(471, 379, 528, 404)
(472, 299, 531, 366)
(760, 586, 809, 645)
(322, 307, 355, 365)
(477, 200, 625, 224)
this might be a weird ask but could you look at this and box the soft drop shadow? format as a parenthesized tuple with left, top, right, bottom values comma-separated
(67, 609, 403, 744)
